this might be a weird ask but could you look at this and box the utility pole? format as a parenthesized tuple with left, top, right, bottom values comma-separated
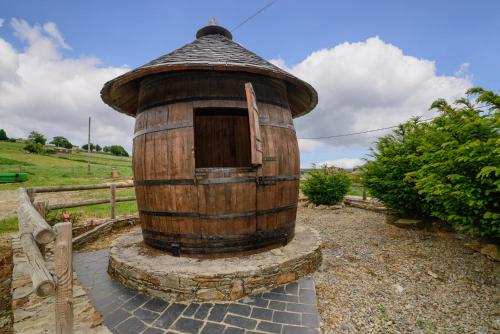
(87, 117, 91, 175)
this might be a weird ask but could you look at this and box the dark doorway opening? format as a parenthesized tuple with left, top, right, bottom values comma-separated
(194, 108, 251, 168)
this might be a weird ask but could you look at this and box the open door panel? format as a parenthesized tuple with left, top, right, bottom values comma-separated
(245, 82, 263, 166)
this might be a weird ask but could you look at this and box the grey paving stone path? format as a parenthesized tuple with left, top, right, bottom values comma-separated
(74, 249, 321, 334)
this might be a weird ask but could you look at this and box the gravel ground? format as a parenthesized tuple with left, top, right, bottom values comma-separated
(298, 207, 499, 334)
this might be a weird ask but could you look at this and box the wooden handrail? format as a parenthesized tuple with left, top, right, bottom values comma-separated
(18, 188, 56, 244)
(46, 196, 136, 210)
(30, 182, 133, 193)
(17, 188, 56, 296)
(19, 232, 56, 297)
(16, 188, 77, 332)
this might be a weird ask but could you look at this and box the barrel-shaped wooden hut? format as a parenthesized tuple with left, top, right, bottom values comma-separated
(101, 22, 317, 257)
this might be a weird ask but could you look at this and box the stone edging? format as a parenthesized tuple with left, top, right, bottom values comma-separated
(73, 215, 139, 249)
(299, 195, 387, 212)
(108, 225, 322, 303)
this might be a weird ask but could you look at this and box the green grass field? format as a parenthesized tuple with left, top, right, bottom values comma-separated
(0, 217, 18, 234)
(0, 141, 132, 190)
(0, 140, 368, 234)
(0, 141, 135, 233)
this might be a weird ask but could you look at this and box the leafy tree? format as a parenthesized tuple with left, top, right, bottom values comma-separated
(50, 136, 73, 149)
(81, 143, 95, 151)
(362, 119, 431, 218)
(363, 88, 500, 238)
(108, 145, 129, 157)
(408, 88, 499, 237)
(24, 141, 44, 154)
(302, 168, 351, 205)
(28, 131, 47, 145)
(103, 146, 110, 153)
(95, 144, 102, 152)
(0, 129, 8, 141)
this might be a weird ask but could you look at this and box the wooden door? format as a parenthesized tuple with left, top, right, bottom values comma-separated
(245, 82, 263, 166)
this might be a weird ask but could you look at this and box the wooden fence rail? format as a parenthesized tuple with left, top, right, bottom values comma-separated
(16, 182, 138, 333)
(17, 188, 74, 333)
(31, 182, 133, 193)
(46, 196, 136, 210)
(18, 188, 56, 244)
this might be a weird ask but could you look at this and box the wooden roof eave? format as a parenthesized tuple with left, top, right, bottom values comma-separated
(100, 63, 317, 118)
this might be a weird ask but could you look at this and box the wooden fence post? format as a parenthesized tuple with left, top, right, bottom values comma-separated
(110, 184, 116, 219)
(54, 222, 73, 334)
(362, 188, 367, 201)
(27, 188, 35, 204)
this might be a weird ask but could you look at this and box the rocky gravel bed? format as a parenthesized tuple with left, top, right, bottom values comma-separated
(298, 207, 499, 334)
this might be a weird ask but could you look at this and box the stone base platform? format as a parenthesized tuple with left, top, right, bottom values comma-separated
(108, 225, 322, 302)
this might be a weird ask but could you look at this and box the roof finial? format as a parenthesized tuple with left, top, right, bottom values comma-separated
(196, 19, 232, 40)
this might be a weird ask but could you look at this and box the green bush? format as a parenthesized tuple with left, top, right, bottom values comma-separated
(50, 136, 73, 149)
(363, 87, 500, 238)
(362, 120, 431, 218)
(107, 145, 129, 157)
(302, 169, 351, 205)
(23, 141, 44, 154)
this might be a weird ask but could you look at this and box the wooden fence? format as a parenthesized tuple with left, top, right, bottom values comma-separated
(31, 182, 135, 218)
(17, 182, 136, 333)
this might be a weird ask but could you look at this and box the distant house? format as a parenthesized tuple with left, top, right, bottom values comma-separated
(45, 144, 72, 154)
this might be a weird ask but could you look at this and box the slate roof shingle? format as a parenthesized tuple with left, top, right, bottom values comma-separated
(101, 25, 317, 118)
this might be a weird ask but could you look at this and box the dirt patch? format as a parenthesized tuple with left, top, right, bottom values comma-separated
(0, 191, 18, 220)
(77, 223, 138, 252)
(0, 189, 95, 221)
(0, 233, 14, 333)
(299, 207, 500, 333)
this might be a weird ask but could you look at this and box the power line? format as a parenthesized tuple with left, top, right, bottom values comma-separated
(231, 0, 277, 32)
(298, 117, 435, 140)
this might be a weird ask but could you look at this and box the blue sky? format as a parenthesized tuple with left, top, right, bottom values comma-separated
(1, 0, 498, 168)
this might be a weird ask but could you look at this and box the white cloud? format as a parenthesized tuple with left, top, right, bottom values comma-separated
(297, 139, 322, 153)
(277, 37, 472, 149)
(0, 22, 473, 160)
(0, 19, 132, 151)
(43, 22, 71, 50)
(0, 18, 4, 28)
(454, 62, 471, 79)
(315, 158, 364, 170)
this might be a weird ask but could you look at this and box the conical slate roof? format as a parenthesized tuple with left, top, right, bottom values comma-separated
(101, 24, 317, 118)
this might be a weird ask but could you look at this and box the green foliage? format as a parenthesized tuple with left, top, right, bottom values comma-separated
(0, 217, 18, 234)
(0, 156, 32, 165)
(0, 141, 132, 190)
(302, 168, 351, 205)
(45, 211, 82, 225)
(0, 129, 8, 141)
(23, 141, 44, 154)
(95, 144, 102, 152)
(50, 136, 73, 149)
(81, 143, 95, 151)
(362, 119, 431, 218)
(107, 145, 129, 157)
(28, 131, 46, 145)
(363, 88, 500, 237)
